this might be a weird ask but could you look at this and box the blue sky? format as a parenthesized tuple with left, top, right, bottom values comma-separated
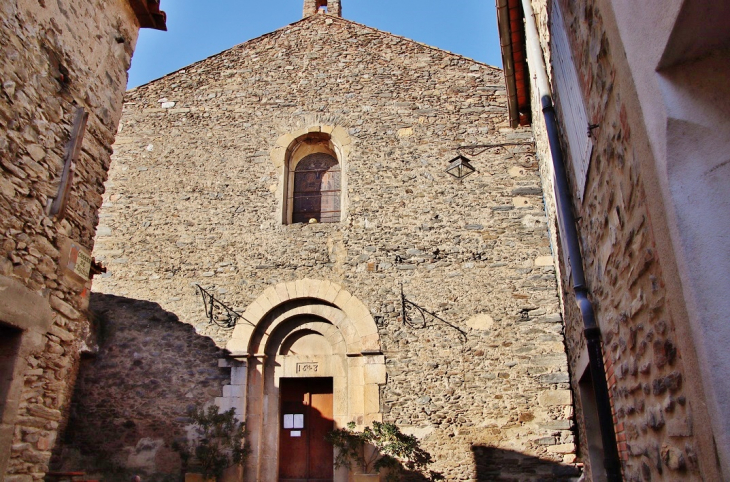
(127, 0, 502, 88)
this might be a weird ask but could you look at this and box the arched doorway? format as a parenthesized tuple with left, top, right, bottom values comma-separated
(225, 279, 384, 481)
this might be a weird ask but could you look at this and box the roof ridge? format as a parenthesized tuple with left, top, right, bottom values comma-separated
(128, 17, 314, 91)
(321, 14, 501, 70)
(128, 14, 501, 91)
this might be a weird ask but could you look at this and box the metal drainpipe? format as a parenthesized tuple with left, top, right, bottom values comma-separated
(519, 0, 623, 480)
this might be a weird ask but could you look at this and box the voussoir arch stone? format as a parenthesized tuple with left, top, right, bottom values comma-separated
(267, 320, 347, 356)
(226, 278, 380, 355)
(251, 304, 358, 356)
(269, 125, 352, 169)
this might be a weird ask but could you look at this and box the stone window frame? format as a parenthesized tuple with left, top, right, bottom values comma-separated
(270, 126, 351, 225)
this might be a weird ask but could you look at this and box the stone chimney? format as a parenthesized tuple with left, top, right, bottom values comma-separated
(303, 0, 341, 18)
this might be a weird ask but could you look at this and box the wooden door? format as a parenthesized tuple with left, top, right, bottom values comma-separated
(279, 378, 334, 482)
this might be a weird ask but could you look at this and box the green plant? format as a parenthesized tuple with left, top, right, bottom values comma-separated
(326, 421, 444, 482)
(172, 404, 248, 480)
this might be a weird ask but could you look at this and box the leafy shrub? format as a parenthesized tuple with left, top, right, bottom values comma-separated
(172, 405, 248, 480)
(326, 421, 443, 482)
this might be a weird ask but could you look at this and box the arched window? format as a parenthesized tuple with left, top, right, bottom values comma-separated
(292, 153, 341, 223)
(280, 130, 346, 225)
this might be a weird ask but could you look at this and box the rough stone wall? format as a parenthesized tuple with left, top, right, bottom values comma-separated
(52, 293, 231, 481)
(527, 0, 705, 479)
(0, 0, 140, 479)
(85, 14, 578, 481)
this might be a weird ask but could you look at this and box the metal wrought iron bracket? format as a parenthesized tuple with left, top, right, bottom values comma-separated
(195, 284, 254, 330)
(399, 284, 467, 342)
(457, 142, 533, 157)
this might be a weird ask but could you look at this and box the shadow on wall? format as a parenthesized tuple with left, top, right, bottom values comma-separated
(50, 293, 231, 482)
(399, 445, 581, 481)
(468, 445, 581, 481)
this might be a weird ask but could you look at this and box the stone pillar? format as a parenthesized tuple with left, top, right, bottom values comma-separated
(302, 0, 316, 17)
(215, 358, 247, 420)
(303, 0, 342, 18)
(328, 0, 342, 16)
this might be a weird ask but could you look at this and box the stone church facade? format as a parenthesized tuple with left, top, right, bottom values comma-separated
(57, 3, 581, 481)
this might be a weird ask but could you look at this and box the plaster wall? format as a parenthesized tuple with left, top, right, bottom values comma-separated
(604, 0, 730, 475)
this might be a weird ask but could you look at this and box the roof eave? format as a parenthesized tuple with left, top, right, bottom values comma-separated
(496, 0, 531, 127)
(497, 0, 520, 128)
(127, 0, 167, 31)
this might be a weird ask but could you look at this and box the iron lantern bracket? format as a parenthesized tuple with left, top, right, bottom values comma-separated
(196, 284, 254, 330)
(399, 284, 467, 343)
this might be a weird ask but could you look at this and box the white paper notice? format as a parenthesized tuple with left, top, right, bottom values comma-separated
(283, 414, 294, 429)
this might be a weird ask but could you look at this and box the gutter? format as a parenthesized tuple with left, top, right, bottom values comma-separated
(496, 0, 520, 127)
(519, 0, 622, 480)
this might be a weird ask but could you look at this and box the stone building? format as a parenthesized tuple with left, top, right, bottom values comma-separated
(0, 0, 165, 480)
(57, 1, 583, 481)
(497, 0, 730, 480)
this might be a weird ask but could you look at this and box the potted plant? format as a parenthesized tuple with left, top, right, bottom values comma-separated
(172, 404, 248, 482)
(326, 421, 443, 482)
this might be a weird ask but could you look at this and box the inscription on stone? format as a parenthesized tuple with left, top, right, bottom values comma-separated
(73, 249, 92, 280)
(296, 362, 319, 374)
(65, 241, 92, 280)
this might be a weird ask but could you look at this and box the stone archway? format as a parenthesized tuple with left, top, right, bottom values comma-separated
(225, 279, 384, 481)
